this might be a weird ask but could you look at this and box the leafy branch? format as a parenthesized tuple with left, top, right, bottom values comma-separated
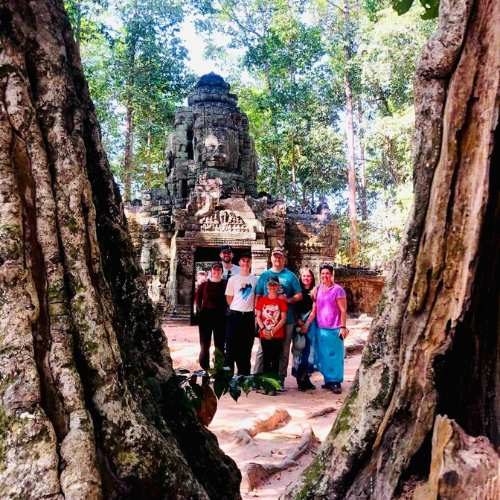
(392, 0, 439, 19)
(175, 349, 281, 407)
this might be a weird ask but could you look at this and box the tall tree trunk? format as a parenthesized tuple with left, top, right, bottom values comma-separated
(145, 128, 152, 189)
(289, 0, 499, 497)
(0, 1, 240, 498)
(357, 104, 368, 221)
(343, 0, 360, 264)
(290, 139, 298, 203)
(123, 103, 134, 202)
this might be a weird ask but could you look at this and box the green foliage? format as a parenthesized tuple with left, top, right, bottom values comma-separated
(392, 0, 439, 19)
(365, 107, 415, 191)
(175, 349, 281, 405)
(70, 0, 438, 266)
(195, 0, 346, 206)
(65, 0, 110, 43)
(359, 183, 413, 266)
(66, 0, 194, 195)
(358, 6, 436, 113)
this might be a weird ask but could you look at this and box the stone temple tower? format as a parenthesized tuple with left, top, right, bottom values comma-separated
(126, 73, 341, 321)
(166, 72, 258, 208)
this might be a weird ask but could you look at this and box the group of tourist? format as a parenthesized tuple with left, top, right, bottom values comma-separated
(194, 245, 348, 395)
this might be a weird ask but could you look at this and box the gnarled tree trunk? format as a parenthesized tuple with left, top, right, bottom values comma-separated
(0, 1, 240, 498)
(289, 0, 499, 497)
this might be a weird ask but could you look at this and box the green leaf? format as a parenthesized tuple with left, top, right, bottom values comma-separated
(419, 0, 439, 19)
(213, 377, 228, 399)
(212, 348, 226, 371)
(184, 386, 202, 410)
(229, 386, 241, 401)
(254, 374, 281, 392)
(191, 383, 204, 400)
(391, 0, 415, 15)
(241, 376, 254, 395)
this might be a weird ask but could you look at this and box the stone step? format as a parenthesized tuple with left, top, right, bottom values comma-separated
(164, 308, 191, 324)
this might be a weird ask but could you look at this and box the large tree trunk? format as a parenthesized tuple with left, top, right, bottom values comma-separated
(0, 1, 241, 498)
(289, 0, 499, 497)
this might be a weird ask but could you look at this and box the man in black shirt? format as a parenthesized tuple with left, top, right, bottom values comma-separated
(195, 262, 227, 370)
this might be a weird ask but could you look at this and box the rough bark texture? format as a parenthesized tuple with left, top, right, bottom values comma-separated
(0, 1, 241, 498)
(413, 416, 499, 500)
(123, 104, 134, 203)
(288, 0, 499, 498)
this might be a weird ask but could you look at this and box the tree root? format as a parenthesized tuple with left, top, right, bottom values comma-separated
(244, 425, 319, 491)
(307, 406, 337, 419)
(233, 409, 291, 444)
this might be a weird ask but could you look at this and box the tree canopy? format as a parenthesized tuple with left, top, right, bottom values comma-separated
(69, 0, 436, 266)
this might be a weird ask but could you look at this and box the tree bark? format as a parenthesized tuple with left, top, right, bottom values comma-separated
(123, 103, 133, 202)
(413, 416, 498, 500)
(288, 0, 499, 497)
(356, 104, 368, 221)
(0, 1, 241, 498)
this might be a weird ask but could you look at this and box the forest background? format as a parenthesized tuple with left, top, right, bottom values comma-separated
(66, 0, 436, 267)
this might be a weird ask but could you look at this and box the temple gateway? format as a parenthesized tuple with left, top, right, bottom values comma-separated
(126, 73, 381, 320)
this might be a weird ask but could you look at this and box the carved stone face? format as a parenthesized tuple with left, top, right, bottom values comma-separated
(194, 122, 239, 171)
(202, 133, 227, 168)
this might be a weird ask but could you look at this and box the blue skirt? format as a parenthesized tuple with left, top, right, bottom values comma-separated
(292, 313, 317, 378)
(315, 327, 344, 383)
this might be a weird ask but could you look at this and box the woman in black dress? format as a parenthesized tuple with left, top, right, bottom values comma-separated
(292, 267, 317, 391)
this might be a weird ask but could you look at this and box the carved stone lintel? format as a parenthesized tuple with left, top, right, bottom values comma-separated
(199, 209, 248, 233)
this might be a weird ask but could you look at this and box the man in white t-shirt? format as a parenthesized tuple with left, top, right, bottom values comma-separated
(225, 252, 256, 375)
(220, 245, 240, 279)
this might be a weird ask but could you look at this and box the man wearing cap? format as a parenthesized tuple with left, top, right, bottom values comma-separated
(219, 245, 240, 280)
(225, 252, 257, 375)
(254, 247, 302, 389)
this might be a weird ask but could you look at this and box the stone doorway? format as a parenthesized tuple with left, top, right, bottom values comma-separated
(192, 246, 251, 322)
(194, 246, 250, 272)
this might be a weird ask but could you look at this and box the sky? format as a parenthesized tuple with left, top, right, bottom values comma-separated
(178, 16, 248, 83)
(179, 17, 217, 76)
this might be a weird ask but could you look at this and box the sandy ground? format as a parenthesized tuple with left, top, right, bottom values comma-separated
(165, 316, 371, 499)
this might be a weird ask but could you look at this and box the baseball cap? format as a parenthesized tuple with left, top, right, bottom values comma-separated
(211, 262, 223, 270)
(271, 247, 286, 256)
(220, 245, 233, 253)
(267, 276, 280, 285)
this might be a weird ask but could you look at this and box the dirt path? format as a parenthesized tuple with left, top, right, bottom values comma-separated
(165, 316, 370, 498)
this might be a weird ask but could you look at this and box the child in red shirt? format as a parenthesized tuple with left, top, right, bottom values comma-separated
(255, 277, 287, 393)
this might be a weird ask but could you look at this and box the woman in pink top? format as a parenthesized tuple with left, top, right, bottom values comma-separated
(307, 264, 348, 393)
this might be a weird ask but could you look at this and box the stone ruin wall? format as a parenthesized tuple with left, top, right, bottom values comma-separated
(335, 272, 385, 316)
